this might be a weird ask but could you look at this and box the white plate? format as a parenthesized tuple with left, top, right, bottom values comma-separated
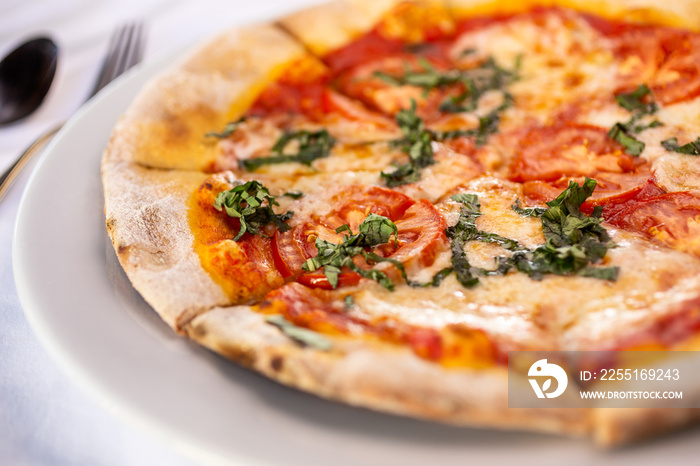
(13, 43, 700, 466)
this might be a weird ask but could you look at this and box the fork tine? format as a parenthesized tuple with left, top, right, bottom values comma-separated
(89, 23, 145, 98)
(90, 25, 128, 97)
(128, 24, 145, 68)
(121, 24, 144, 74)
(109, 25, 134, 84)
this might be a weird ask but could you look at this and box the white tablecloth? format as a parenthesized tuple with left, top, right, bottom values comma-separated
(0, 1, 322, 464)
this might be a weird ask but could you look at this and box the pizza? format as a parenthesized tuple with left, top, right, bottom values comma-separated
(102, 0, 700, 446)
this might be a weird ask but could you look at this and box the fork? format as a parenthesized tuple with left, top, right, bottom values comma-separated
(0, 23, 145, 202)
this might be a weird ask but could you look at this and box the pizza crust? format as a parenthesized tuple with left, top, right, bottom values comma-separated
(185, 304, 591, 437)
(279, 0, 451, 56)
(104, 24, 305, 171)
(449, 0, 700, 30)
(279, 0, 410, 56)
(102, 161, 229, 330)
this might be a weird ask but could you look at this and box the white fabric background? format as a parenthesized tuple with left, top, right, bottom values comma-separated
(0, 1, 323, 464)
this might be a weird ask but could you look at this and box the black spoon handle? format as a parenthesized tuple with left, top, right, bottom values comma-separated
(0, 123, 61, 202)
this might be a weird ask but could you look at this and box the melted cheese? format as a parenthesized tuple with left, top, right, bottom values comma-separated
(450, 10, 618, 125)
(347, 178, 700, 352)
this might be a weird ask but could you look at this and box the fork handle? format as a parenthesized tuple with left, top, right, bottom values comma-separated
(0, 123, 63, 202)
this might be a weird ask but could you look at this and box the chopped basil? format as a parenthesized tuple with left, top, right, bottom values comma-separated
(661, 137, 700, 155)
(375, 56, 518, 186)
(213, 180, 293, 241)
(374, 58, 462, 93)
(443, 193, 525, 287)
(265, 315, 332, 350)
(205, 117, 246, 139)
(381, 101, 436, 187)
(441, 179, 619, 288)
(608, 84, 661, 157)
(447, 193, 524, 252)
(381, 99, 507, 186)
(344, 295, 355, 308)
(615, 84, 657, 114)
(302, 214, 401, 290)
(510, 178, 618, 280)
(512, 199, 546, 217)
(438, 57, 519, 114)
(283, 190, 305, 199)
(608, 123, 645, 156)
(240, 129, 336, 171)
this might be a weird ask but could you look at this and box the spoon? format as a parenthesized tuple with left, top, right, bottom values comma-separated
(0, 37, 58, 126)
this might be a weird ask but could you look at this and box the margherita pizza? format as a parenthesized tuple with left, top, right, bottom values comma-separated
(102, 0, 700, 446)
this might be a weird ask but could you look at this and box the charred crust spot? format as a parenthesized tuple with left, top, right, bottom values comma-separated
(163, 112, 190, 142)
(270, 355, 284, 372)
(188, 323, 207, 339)
(106, 217, 116, 232)
(221, 344, 256, 368)
(117, 244, 131, 255)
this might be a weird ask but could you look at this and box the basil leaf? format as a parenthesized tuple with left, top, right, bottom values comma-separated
(438, 57, 519, 115)
(520, 178, 617, 279)
(381, 101, 436, 186)
(381, 162, 423, 187)
(608, 84, 660, 156)
(382, 90, 513, 186)
(344, 295, 355, 308)
(213, 180, 292, 241)
(283, 191, 304, 199)
(359, 213, 399, 247)
(205, 117, 246, 139)
(661, 137, 700, 155)
(241, 129, 335, 171)
(374, 57, 462, 92)
(608, 123, 645, 156)
(265, 315, 332, 350)
(512, 199, 546, 217)
(451, 193, 480, 212)
(615, 84, 657, 114)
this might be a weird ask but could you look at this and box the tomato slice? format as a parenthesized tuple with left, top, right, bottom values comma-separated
(296, 271, 363, 290)
(652, 34, 700, 104)
(321, 90, 396, 129)
(605, 192, 700, 239)
(271, 226, 315, 279)
(334, 54, 458, 118)
(508, 124, 635, 183)
(578, 179, 700, 256)
(579, 177, 664, 216)
(271, 186, 446, 288)
(600, 24, 700, 104)
(375, 200, 447, 266)
(524, 169, 652, 207)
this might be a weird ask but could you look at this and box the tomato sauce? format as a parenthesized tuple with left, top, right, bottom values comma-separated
(613, 303, 700, 351)
(247, 57, 330, 121)
(258, 282, 501, 367)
